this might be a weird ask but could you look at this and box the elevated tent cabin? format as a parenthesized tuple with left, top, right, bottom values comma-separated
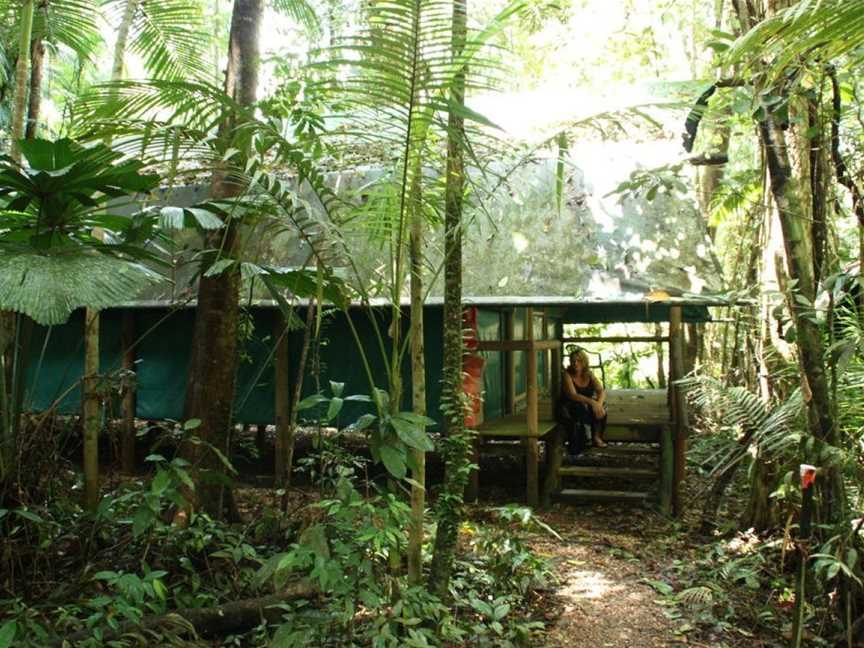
(22, 293, 719, 514)
(462, 295, 717, 514)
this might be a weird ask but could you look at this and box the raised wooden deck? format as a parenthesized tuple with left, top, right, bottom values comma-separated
(475, 412, 557, 438)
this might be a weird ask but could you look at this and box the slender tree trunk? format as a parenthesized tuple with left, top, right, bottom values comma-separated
(10, 0, 34, 161)
(81, 0, 141, 500)
(183, 0, 263, 518)
(24, 38, 44, 139)
(407, 167, 426, 585)
(428, 0, 467, 599)
(274, 312, 290, 486)
(120, 312, 137, 473)
(112, 0, 142, 82)
(758, 110, 844, 523)
(83, 309, 101, 510)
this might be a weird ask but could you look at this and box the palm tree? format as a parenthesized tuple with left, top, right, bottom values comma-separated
(0, 139, 162, 496)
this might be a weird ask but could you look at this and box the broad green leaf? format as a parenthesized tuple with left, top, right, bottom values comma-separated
(391, 417, 434, 451)
(297, 394, 327, 410)
(0, 620, 16, 648)
(326, 397, 344, 421)
(379, 445, 407, 479)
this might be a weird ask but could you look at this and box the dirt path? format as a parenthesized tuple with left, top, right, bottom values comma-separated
(531, 502, 686, 647)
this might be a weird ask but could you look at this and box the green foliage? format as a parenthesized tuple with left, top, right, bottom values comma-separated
(607, 163, 689, 203)
(727, 0, 864, 79)
(0, 138, 163, 324)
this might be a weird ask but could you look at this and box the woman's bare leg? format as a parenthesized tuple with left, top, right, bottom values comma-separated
(592, 416, 607, 447)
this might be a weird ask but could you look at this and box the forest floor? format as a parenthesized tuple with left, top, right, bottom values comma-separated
(472, 478, 783, 648)
(531, 502, 683, 647)
(231, 434, 784, 648)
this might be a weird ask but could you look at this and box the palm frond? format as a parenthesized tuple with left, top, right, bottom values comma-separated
(34, 0, 102, 59)
(102, 0, 212, 81)
(727, 0, 864, 77)
(0, 251, 159, 325)
(270, 0, 319, 36)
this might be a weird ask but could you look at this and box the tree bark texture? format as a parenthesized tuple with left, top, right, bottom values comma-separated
(112, 0, 142, 82)
(758, 116, 833, 444)
(428, 0, 468, 599)
(11, 0, 35, 162)
(183, 0, 263, 518)
(408, 169, 427, 585)
(24, 37, 44, 139)
(83, 308, 100, 511)
(120, 312, 137, 473)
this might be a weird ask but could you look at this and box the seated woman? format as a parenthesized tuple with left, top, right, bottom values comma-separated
(558, 348, 608, 454)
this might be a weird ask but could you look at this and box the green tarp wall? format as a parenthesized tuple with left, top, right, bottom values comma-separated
(24, 302, 709, 427)
(25, 305, 451, 428)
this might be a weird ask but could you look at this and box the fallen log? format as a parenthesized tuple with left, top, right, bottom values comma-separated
(56, 581, 316, 645)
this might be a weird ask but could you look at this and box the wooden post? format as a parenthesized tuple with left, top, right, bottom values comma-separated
(120, 311, 136, 474)
(541, 424, 564, 510)
(525, 307, 539, 508)
(504, 310, 515, 414)
(669, 306, 689, 516)
(273, 312, 290, 486)
(659, 424, 673, 515)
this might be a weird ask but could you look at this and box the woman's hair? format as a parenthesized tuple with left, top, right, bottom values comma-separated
(567, 348, 598, 385)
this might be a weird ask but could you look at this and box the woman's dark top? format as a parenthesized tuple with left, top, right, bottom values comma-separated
(556, 370, 605, 425)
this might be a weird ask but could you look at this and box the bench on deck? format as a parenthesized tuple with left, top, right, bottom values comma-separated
(604, 388, 669, 443)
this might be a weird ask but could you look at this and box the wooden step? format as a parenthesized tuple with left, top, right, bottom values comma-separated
(604, 425, 663, 443)
(590, 445, 659, 456)
(559, 466, 657, 479)
(559, 488, 653, 502)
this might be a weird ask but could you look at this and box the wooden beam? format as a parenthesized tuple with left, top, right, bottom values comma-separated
(475, 339, 561, 352)
(120, 311, 136, 474)
(525, 307, 539, 507)
(273, 313, 290, 486)
(563, 335, 670, 344)
(669, 306, 688, 517)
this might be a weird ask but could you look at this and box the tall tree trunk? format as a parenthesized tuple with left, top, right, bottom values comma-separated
(82, 308, 101, 510)
(428, 0, 467, 599)
(407, 167, 426, 585)
(183, 0, 263, 518)
(758, 111, 844, 524)
(10, 0, 34, 162)
(112, 0, 142, 82)
(80, 0, 142, 502)
(24, 38, 44, 139)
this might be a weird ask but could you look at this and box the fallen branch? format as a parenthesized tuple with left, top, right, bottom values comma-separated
(56, 581, 317, 645)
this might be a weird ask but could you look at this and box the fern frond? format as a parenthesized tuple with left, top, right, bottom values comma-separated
(676, 586, 714, 608)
